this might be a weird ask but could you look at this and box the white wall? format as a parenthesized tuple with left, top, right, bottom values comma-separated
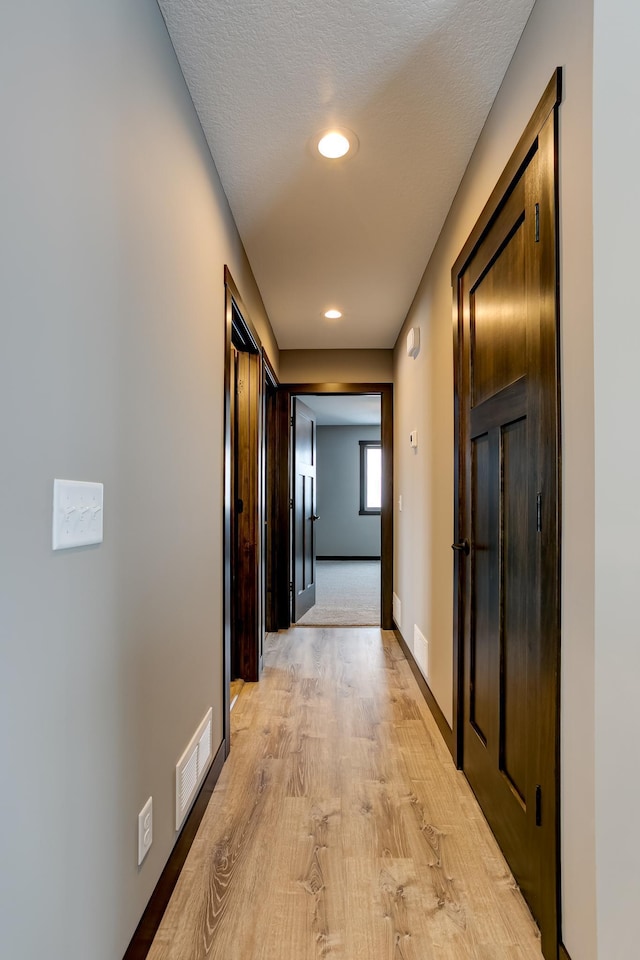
(392, 0, 596, 955)
(280, 349, 393, 383)
(316, 426, 382, 557)
(593, 1, 640, 955)
(0, 2, 275, 958)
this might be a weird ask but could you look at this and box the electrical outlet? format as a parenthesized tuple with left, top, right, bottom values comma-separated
(138, 797, 153, 866)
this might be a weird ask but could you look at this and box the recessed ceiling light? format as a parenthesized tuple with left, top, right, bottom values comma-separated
(318, 131, 350, 159)
(324, 309, 342, 320)
(312, 127, 359, 161)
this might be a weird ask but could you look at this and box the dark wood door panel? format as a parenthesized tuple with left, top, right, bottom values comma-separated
(294, 472, 314, 594)
(292, 397, 317, 621)
(500, 415, 530, 808)
(471, 213, 528, 407)
(470, 376, 527, 438)
(469, 430, 495, 748)
(463, 172, 538, 900)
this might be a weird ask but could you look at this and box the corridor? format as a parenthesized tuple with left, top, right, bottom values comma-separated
(148, 628, 542, 959)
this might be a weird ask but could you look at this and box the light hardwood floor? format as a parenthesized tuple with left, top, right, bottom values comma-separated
(148, 628, 543, 960)
(230, 678, 245, 711)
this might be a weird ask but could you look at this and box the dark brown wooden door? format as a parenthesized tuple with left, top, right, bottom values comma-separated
(232, 347, 261, 681)
(292, 397, 317, 621)
(453, 76, 560, 960)
(263, 365, 279, 634)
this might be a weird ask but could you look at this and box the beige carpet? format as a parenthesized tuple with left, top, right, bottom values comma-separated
(295, 560, 380, 626)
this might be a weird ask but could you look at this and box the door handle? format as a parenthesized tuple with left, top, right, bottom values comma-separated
(451, 539, 470, 555)
(311, 514, 320, 522)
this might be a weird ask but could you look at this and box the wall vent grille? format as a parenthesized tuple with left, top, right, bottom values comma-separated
(413, 625, 429, 681)
(175, 707, 213, 830)
(179, 748, 198, 814)
(198, 722, 212, 771)
(392, 592, 402, 629)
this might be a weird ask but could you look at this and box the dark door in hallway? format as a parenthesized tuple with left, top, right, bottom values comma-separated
(224, 268, 269, 719)
(232, 345, 261, 680)
(453, 73, 561, 959)
(292, 397, 318, 620)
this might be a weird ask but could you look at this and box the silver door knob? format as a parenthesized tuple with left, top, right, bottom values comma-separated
(311, 514, 321, 522)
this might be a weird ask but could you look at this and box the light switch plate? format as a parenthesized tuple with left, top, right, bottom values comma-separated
(52, 479, 104, 550)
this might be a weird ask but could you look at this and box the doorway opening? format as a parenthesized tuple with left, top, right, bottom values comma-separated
(274, 382, 393, 631)
(291, 394, 382, 627)
(223, 268, 278, 751)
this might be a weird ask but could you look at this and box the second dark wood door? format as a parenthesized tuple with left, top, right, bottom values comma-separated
(232, 347, 261, 681)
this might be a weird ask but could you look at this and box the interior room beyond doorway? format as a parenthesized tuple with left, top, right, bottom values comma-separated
(293, 393, 381, 627)
(296, 560, 380, 626)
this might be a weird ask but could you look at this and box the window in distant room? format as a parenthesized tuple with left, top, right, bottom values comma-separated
(359, 441, 381, 515)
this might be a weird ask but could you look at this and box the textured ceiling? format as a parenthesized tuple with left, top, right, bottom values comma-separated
(158, 0, 535, 350)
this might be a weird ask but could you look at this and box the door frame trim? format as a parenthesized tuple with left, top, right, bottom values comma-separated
(452, 70, 562, 280)
(277, 382, 393, 630)
(451, 69, 562, 957)
(263, 353, 280, 634)
(223, 266, 274, 751)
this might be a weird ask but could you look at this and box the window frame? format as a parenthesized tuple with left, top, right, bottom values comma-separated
(359, 440, 382, 515)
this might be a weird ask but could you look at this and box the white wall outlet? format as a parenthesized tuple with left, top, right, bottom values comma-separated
(410, 430, 418, 449)
(398, 494, 403, 512)
(414, 625, 429, 680)
(137, 796, 153, 866)
(52, 479, 103, 550)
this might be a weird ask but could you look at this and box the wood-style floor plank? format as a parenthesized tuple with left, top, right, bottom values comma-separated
(148, 628, 543, 960)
